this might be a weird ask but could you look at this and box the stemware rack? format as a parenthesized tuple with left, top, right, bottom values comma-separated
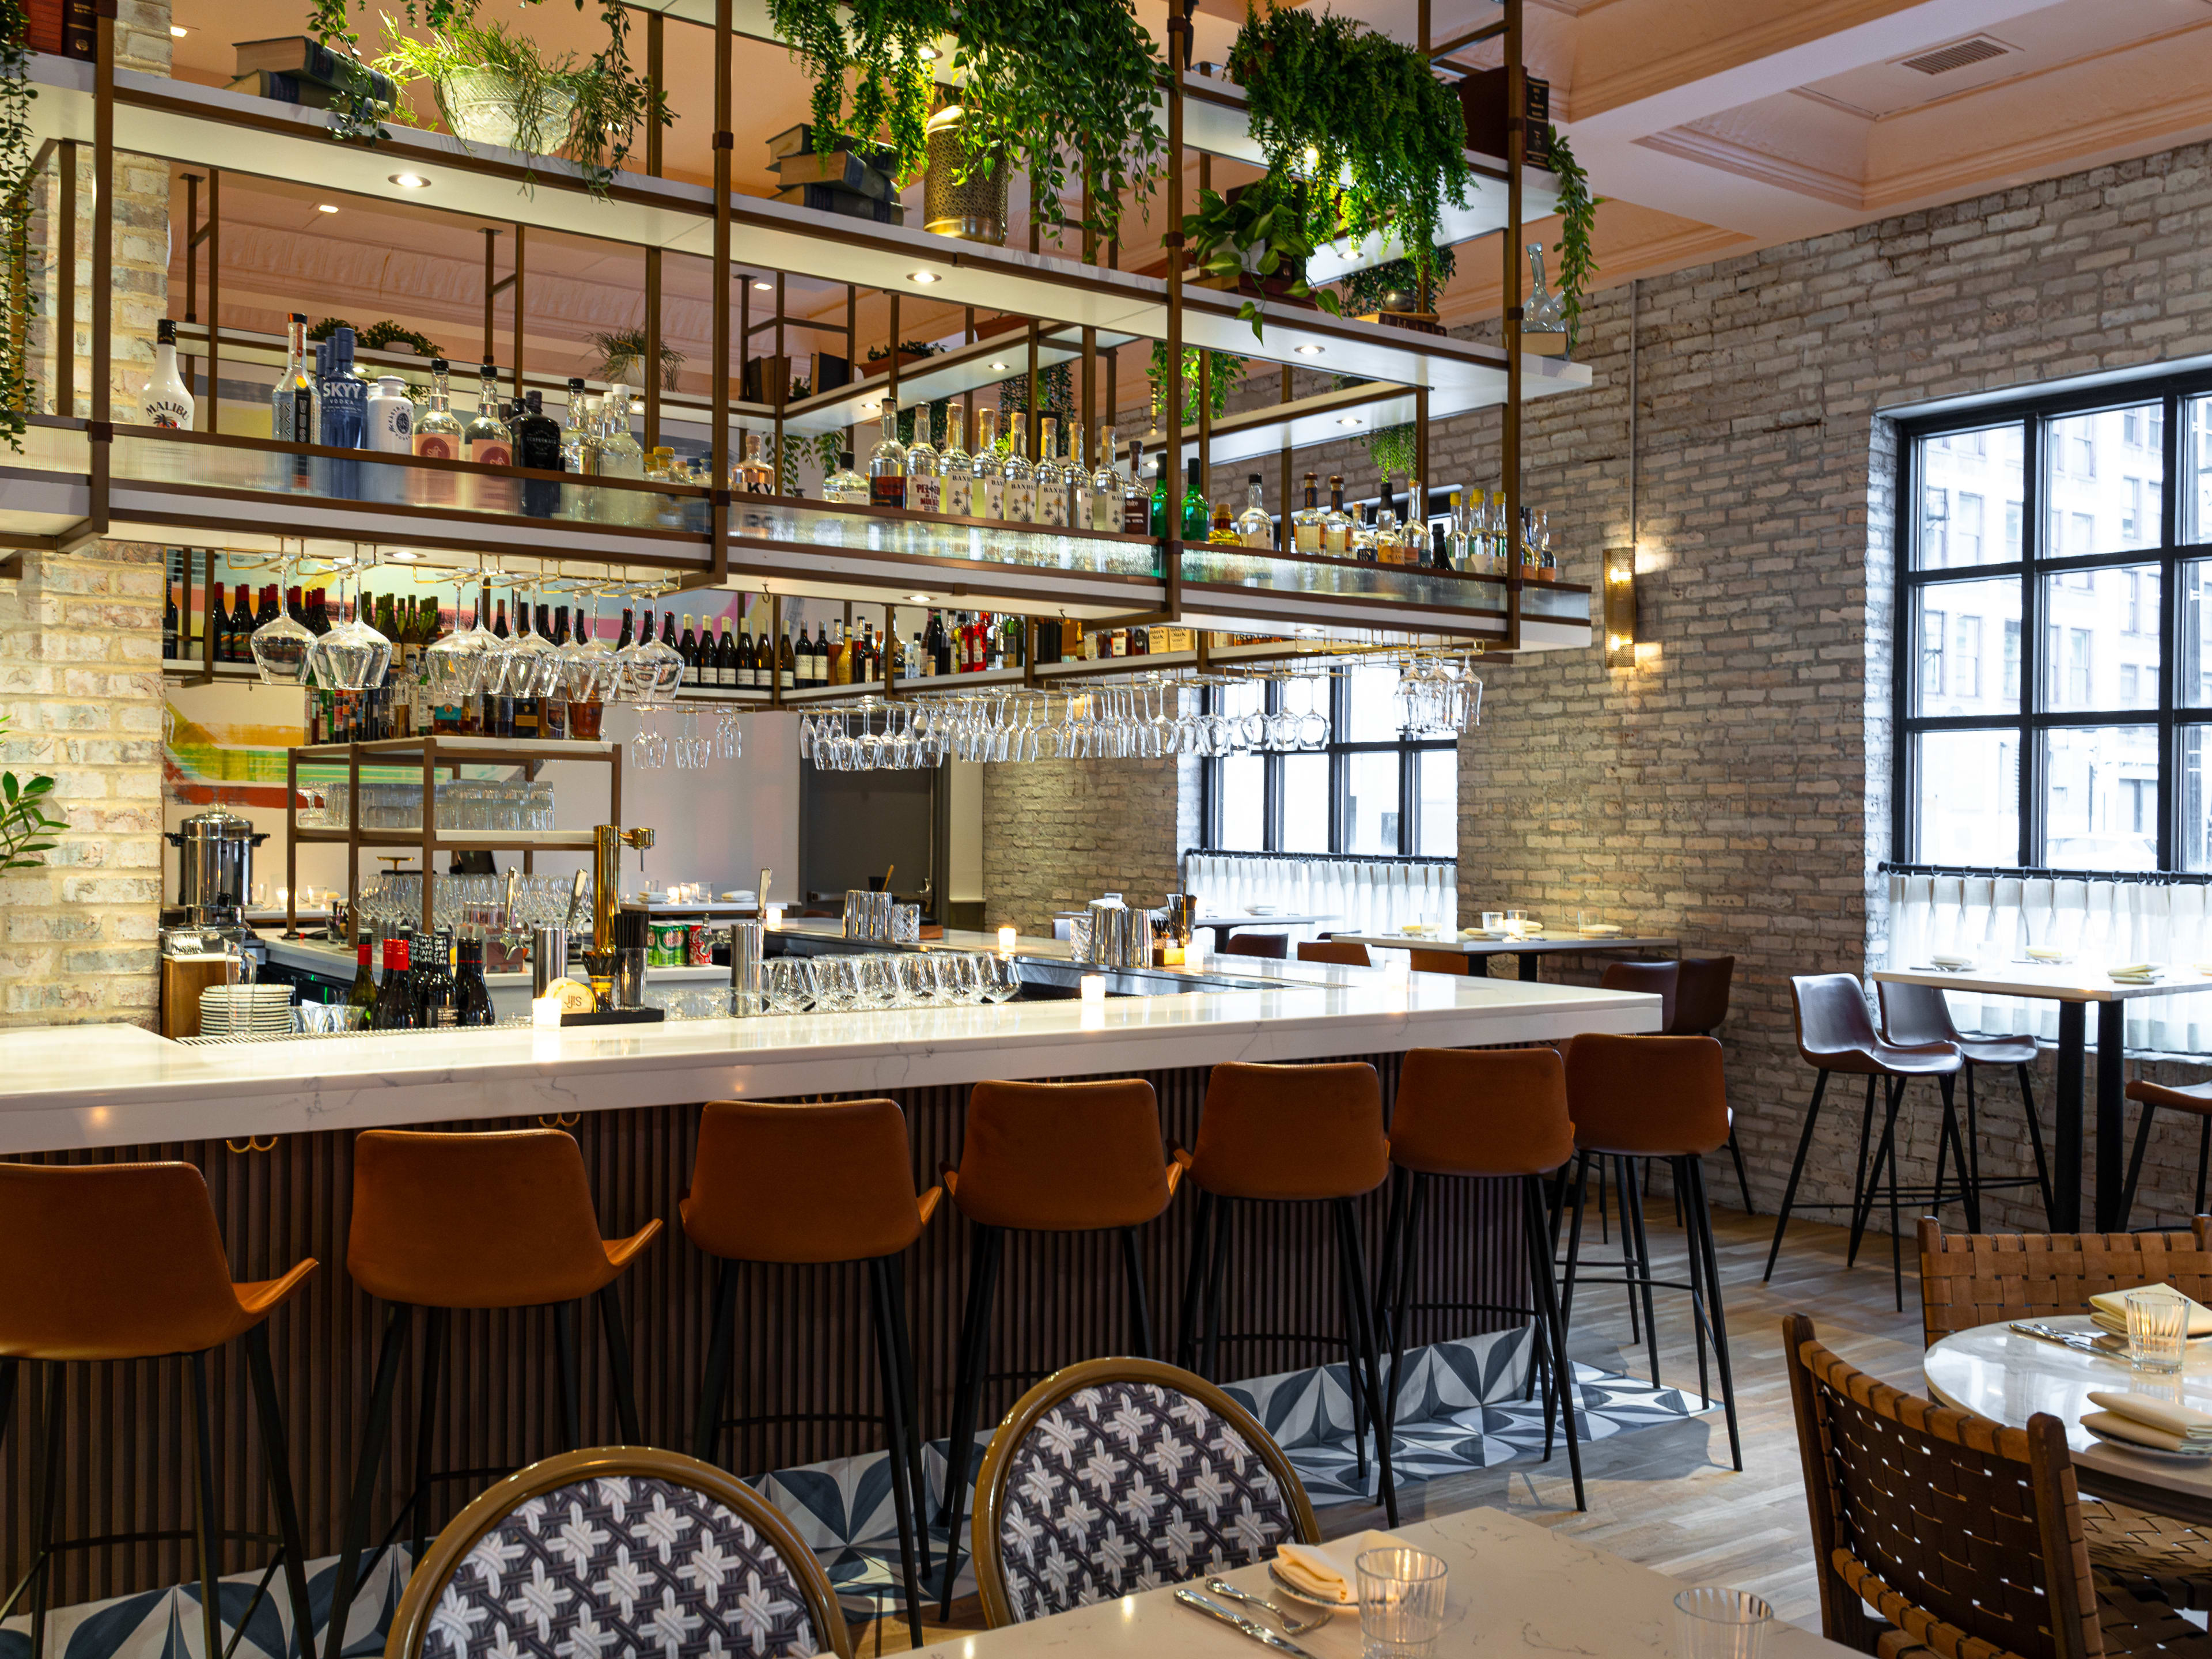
(283, 735, 622, 940)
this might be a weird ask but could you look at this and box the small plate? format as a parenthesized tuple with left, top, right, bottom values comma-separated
(1267, 1564, 1353, 1611)
(2086, 1424, 2212, 1462)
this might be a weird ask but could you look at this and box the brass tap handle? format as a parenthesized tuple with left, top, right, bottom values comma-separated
(622, 827, 656, 851)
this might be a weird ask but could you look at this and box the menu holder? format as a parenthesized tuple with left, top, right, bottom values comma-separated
(559, 1007, 667, 1028)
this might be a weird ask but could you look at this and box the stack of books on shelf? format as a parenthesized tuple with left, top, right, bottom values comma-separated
(766, 125, 904, 226)
(228, 36, 398, 116)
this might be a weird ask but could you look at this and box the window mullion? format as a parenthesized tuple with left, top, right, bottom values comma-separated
(2020, 414, 2040, 866)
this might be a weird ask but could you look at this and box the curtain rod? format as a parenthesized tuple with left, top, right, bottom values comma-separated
(1183, 847, 1459, 869)
(1881, 861, 2212, 887)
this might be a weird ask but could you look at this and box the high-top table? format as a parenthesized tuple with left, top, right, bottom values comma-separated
(915, 1506, 1851, 1659)
(1870, 960, 2207, 1231)
(1337, 932, 1679, 982)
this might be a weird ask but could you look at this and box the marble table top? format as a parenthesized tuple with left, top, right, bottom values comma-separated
(1926, 1314, 2212, 1522)
(1872, 961, 2206, 1003)
(1338, 933, 1679, 956)
(914, 1508, 1850, 1659)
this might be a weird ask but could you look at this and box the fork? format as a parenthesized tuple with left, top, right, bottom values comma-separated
(1203, 1577, 1332, 1637)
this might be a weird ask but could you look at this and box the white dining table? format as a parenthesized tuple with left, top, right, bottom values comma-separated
(914, 1507, 1853, 1659)
(1337, 933, 1680, 982)
(1870, 960, 2210, 1232)
(1925, 1313, 2212, 1525)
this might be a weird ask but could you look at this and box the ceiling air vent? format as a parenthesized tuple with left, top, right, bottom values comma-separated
(1897, 35, 2014, 75)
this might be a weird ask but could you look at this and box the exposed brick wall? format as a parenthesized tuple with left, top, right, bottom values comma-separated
(981, 753, 1200, 934)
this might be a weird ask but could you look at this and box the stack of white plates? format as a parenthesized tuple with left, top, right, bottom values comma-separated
(199, 984, 296, 1036)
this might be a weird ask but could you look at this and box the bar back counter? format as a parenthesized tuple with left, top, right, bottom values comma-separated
(0, 965, 1657, 1614)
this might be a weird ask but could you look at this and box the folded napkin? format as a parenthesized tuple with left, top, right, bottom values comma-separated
(2109, 963, 2154, 976)
(1273, 1530, 1404, 1605)
(2086, 1286, 2212, 1338)
(2083, 1411, 2212, 1453)
(2086, 1391, 2212, 1440)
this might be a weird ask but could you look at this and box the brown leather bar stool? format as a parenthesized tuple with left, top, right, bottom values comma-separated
(1408, 949, 1468, 975)
(1298, 940, 1371, 966)
(684, 1099, 940, 1646)
(1880, 979, 2055, 1224)
(1224, 931, 1289, 959)
(324, 1128, 661, 1650)
(1378, 1047, 1585, 1510)
(1763, 974, 1964, 1309)
(934, 1079, 1180, 1616)
(1560, 1033, 1743, 1470)
(1173, 1060, 1400, 1525)
(0, 1161, 317, 1659)
(2120, 1078, 2212, 1227)
(1601, 956, 1755, 1213)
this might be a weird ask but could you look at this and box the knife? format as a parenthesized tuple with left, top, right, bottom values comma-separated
(1174, 1589, 1320, 1659)
(2010, 1321, 2125, 1358)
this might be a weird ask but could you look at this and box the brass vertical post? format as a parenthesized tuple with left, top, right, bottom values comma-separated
(510, 222, 525, 393)
(55, 139, 73, 419)
(206, 169, 220, 432)
(643, 11, 664, 448)
(1278, 365, 1291, 551)
(1502, 0, 1524, 650)
(481, 228, 499, 363)
(89, 13, 112, 533)
(711, 0, 733, 570)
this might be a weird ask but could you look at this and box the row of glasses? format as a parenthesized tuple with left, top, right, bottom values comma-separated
(1395, 655, 1483, 736)
(759, 951, 1022, 1013)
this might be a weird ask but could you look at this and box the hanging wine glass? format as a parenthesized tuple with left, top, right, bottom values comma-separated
(612, 582, 663, 703)
(556, 587, 619, 704)
(498, 581, 558, 701)
(248, 543, 314, 686)
(305, 548, 391, 692)
(425, 564, 493, 706)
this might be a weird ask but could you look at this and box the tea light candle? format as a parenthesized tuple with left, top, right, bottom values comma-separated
(1080, 974, 1105, 1004)
(1185, 938, 1207, 972)
(998, 925, 1018, 955)
(765, 904, 783, 930)
(532, 992, 564, 1029)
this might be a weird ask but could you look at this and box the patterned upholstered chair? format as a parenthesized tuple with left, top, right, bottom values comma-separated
(969, 1358, 1319, 1629)
(384, 1446, 852, 1659)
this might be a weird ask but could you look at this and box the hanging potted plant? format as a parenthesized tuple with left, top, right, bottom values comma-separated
(590, 327, 685, 392)
(1548, 130, 1601, 353)
(1185, 176, 1340, 340)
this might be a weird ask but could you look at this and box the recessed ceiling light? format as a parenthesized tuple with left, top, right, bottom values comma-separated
(990, 361, 1008, 371)
(388, 549, 418, 561)
(316, 203, 339, 214)
(906, 592, 933, 603)
(752, 279, 772, 291)
(1337, 417, 1362, 427)
(908, 270, 940, 284)
(917, 45, 939, 60)
(169, 24, 187, 36)
(388, 172, 430, 189)
(1294, 344, 1324, 356)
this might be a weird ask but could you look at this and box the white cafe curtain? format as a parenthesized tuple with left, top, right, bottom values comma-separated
(1183, 853, 1457, 940)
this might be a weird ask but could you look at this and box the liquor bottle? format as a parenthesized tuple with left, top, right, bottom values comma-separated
(716, 619, 736, 688)
(412, 358, 463, 511)
(257, 584, 278, 630)
(1066, 423, 1090, 529)
(972, 407, 1004, 519)
(1290, 472, 1323, 553)
(1351, 502, 1377, 562)
(1210, 494, 1232, 540)
(1002, 411, 1035, 523)
(207, 582, 227, 661)
(1400, 479, 1425, 567)
(1147, 454, 1169, 538)
(514, 388, 563, 516)
(777, 622, 796, 692)
(373, 933, 416, 1030)
(230, 583, 256, 663)
(319, 327, 365, 460)
(907, 403, 941, 513)
(139, 318, 194, 428)
(925, 609, 947, 677)
(347, 932, 378, 1018)
(1373, 492, 1404, 565)
(597, 387, 646, 527)
(868, 403, 907, 509)
(1322, 476, 1351, 555)
(905, 630, 923, 679)
(454, 934, 494, 1026)
(271, 312, 317, 444)
(414, 929, 460, 1027)
(737, 429, 774, 494)
(1180, 458, 1209, 543)
(736, 624, 756, 691)
(1236, 475, 1271, 548)
(939, 406, 972, 516)
(679, 615, 698, 687)
(1093, 426, 1120, 533)
(1123, 441, 1149, 535)
(162, 576, 179, 660)
(817, 622, 836, 688)
(1035, 417, 1065, 527)
(561, 377, 595, 475)
(614, 607, 635, 653)
(366, 374, 413, 460)
(824, 451, 868, 505)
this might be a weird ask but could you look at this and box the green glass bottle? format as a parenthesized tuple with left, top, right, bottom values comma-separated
(1180, 457, 1209, 543)
(346, 931, 378, 1020)
(1149, 457, 1169, 538)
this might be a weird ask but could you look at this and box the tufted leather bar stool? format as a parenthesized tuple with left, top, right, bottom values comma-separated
(1879, 979, 2054, 1225)
(933, 1078, 1181, 1617)
(1561, 1033, 1743, 1471)
(1764, 973, 1965, 1310)
(1298, 940, 1372, 966)
(2119, 1078, 2212, 1228)
(0, 1161, 317, 1659)
(683, 1099, 940, 1645)
(324, 1128, 661, 1652)
(1173, 1060, 1400, 1525)
(1379, 1047, 1585, 1511)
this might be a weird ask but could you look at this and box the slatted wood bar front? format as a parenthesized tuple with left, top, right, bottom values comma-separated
(0, 1052, 1525, 1609)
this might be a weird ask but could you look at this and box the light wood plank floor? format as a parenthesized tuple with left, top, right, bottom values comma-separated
(865, 1200, 1925, 1653)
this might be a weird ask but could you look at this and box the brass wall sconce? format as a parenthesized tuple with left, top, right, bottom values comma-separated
(1603, 547, 1637, 668)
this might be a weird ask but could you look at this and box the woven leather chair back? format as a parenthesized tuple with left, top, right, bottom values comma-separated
(1784, 1312, 2096, 1659)
(1918, 1217, 2212, 1349)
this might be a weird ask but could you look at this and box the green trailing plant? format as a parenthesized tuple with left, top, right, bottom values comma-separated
(1334, 247, 1456, 318)
(1548, 130, 1601, 350)
(865, 340, 943, 366)
(359, 319, 445, 357)
(996, 359, 1071, 416)
(1147, 343, 1247, 429)
(1185, 177, 1339, 341)
(589, 327, 684, 392)
(1365, 423, 1415, 481)
(0, 719, 62, 872)
(1228, 4, 1469, 294)
(763, 0, 1165, 241)
(0, 0, 32, 448)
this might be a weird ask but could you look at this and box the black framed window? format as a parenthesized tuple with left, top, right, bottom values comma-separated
(1200, 665, 1458, 856)
(1892, 369, 2212, 872)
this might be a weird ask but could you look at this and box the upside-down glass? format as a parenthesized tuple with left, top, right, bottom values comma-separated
(978, 954, 1022, 1003)
(763, 958, 817, 1014)
(810, 955, 861, 1012)
(854, 953, 903, 1010)
(249, 558, 315, 687)
(305, 563, 391, 692)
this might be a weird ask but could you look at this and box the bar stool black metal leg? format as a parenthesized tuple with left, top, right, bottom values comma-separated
(187, 1349, 224, 1659)
(1686, 1158, 1743, 1471)
(1940, 1073, 1976, 1231)
(1333, 1196, 1397, 1527)
(244, 1325, 316, 1659)
(327, 1302, 412, 1659)
(553, 1300, 582, 1452)
(1520, 1175, 1585, 1511)
(1620, 1156, 1661, 1389)
(1119, 1226, 1154, 1359)
(408, 1305, 449, 1572)
(2197, 1116, 2212, 1218)
(21, 1363, 63, 1659)
(597, 1282, 642, 1445)
(1724, 1128, 1755, 1215)
(2121, 1098, 2158, 1230)
(1763, 1070, 1828, 1282)
(1176, 1190, 1215, 1370)
(1201, 1197, 1232, 1383)
(1930, 1088, 1952, 1221)
(1330, 1203, 1370, 1487)
(1380, 1171, 1417, 1454)
(1376, 1172, 1408, 1355)
(884, 1254, 931, 1580)
(1561, 1150, 1590, 1334)
(866, 1258, 926, 1650)
(2020, 1063, 2055, 1222)
(694, 1260, 741, 1464)
(1845, 1075, 1882, 1267)
(1849, 1076, 1902, 1266)
(1962, 1066, 1986, 1222)
(1679, 1158, 1711, 1411)
(937, 1224, 1002, 1620)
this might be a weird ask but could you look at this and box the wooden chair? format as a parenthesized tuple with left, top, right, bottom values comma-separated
(968, 1358, 1319, 1628)
(384, 1445, 853, 1659)
(1918, 1217, 2212, 1612)
(1297, 939, 1371, 966)
(1784, 1310, 2212, 1659)
(1223, 931, 1289, 959)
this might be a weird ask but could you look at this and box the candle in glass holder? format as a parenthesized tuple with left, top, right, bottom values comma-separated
(1186, 938, 1208, 972)
(997, 925, 1017, 955)
(765, 904, 783, 930)
(1080, 974, 1105, 1003)
(532, 992, 564, 1029)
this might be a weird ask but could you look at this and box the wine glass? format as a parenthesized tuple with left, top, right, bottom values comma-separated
(978, 954, 1021, 1003)
(425, 572, 493, 706)
(248, 548, 314, 685)
(763, 958, 817, 1014)
(854, 953, 903, 1010)
(305, 551, 391, 692)
(557, 591, 619, 704)
(811, 955, 861, 1011)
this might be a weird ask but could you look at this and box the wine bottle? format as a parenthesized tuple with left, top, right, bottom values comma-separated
(347, 932, 378, 1018)
(414, 929, 460, 1027)
(373, 933, 416, 1029)
(778, 623, 796, 692)
(455, 934, 494, 1026)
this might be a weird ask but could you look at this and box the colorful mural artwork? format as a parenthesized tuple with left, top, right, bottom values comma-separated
(164, 692, 304, 810)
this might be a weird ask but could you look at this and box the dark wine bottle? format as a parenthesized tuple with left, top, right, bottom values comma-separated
(373, 933, 416, 1029)
(616, 608, 634, 650)
(347, 932, 378, 1017)
(414, 929, 460, 1027)
(455, 934, 494, 1026)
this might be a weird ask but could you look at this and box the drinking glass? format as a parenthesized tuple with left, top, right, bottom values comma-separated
(854, 954, 904, 1010)
(305, 561, 391, 692)
(763, 959, 817, 1014)
(1355, 1548, 1448, 1659)
(978, 954, 1021, 1003)
(936, 953, 979, 1005)
(895, 955, 941, 1007)
(1673, 1589, 1774, 1659)
(811, 955, 861, 1012)
(2128, 1286, 2190, 1373)
(249, 560, 315, 686)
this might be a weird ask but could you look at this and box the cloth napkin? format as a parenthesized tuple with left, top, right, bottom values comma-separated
(2085, 1286, 2212, 1338)
(2087, 1391, 2212, 1440)
(1273, 1531, 1404, 1605)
